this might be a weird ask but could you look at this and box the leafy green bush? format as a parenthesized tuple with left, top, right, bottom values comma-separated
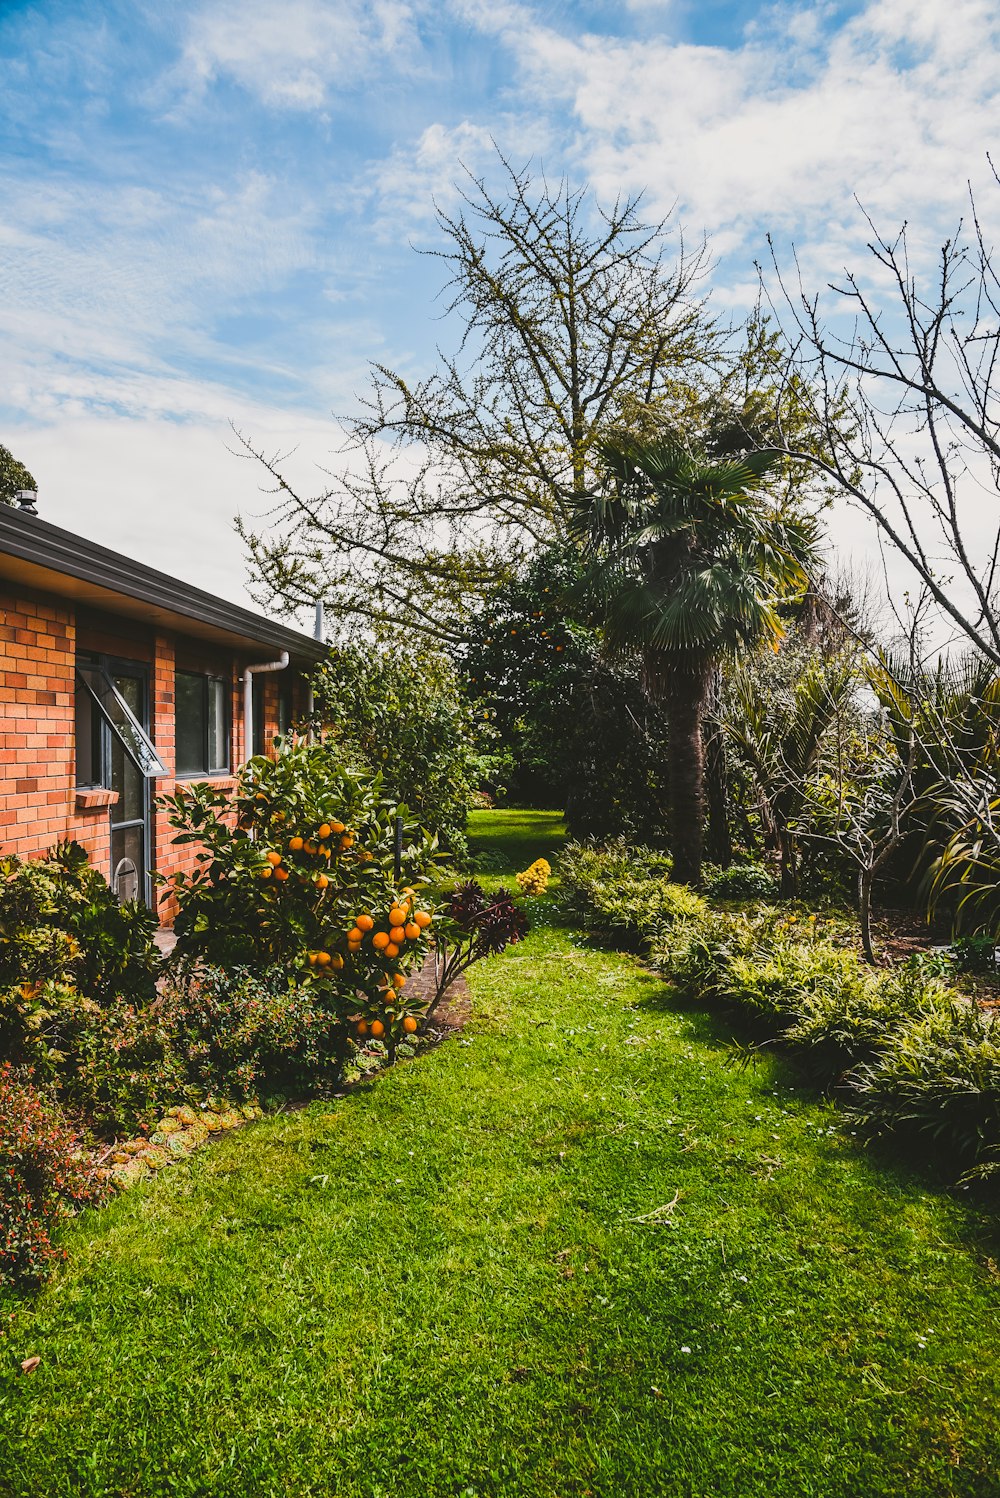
(64, 999, 184, 1135)
(0, 1064, 107, 1289)
(459, 543, 675, 841)
(314, 646, 476, 860)
(557, 839, 675, 938)
(702, 861, 779, 900)
(0, 842, 159, 1004)
(163, 740, 438, 991)
(158, 965, 351, 1103)
(48, 967, 358, 1136)
(849, 1003, 1000, 1170)
(950, 936, 999, 974)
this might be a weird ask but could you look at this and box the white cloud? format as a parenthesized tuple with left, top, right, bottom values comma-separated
(171, 0, 424, 111)
(12, 405, 343, 617)
(369, 120, 504, 235)
(462, 0, 1000, 294)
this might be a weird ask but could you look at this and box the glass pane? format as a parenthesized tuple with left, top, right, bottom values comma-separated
(110, 734, 143, 823)
(74, 680, 101, 786)
(278, 679, 293, 737)
(75, 663, 165, 778)
(111, 823, 144, 904)
(208, 678, 229, 772)
(175, 672, 206, 775)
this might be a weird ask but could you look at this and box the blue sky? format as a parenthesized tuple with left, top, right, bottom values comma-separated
(1, 0, 997, 610)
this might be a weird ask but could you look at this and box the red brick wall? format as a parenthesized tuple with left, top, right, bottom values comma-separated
(2, 584, 309, 926)
(0, 585, 117, 868)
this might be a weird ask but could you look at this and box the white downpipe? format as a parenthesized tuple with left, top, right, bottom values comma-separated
(308, 600, 325, 742)
(242, 652, 289, 764)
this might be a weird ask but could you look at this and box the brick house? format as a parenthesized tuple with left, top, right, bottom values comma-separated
(0, 499, 326, 924)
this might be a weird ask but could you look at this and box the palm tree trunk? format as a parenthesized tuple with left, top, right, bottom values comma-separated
(704, 668, 732, 867)
(661, 657, 712, 887)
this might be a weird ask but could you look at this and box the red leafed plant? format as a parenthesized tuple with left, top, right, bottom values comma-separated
(0, 1064, 108, 1290)
(426, 882, 528, 1022)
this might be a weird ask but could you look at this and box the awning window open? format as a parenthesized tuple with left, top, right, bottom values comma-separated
(75, 663, 166, 779)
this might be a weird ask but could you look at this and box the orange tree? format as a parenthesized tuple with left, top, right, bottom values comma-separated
(160, 740, 444, 1048)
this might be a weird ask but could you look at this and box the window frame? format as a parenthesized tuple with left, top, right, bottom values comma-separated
(174, 669, 232, 779)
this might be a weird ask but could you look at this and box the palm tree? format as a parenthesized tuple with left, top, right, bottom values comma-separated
(571, 435, 820, 886)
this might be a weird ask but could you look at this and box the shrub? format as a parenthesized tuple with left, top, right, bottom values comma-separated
(63, 1000, 185, 1135)
(314, 646, 476, 861)
(162, 743, 442, 1037)
(782, 963, 955, 1080)
(425, 882, 528, 1025)
(516, 858, 551, 896)
(557, 839, 674, 936)
(950, 936, 999, 974)
(458, 542, 675, 840)
(657, 910, 961, 1082)
(702, 862, 780, 901)
(0, 1065, 107, 1289)
(849, 1003, 1000, 1170)
(0, 842, 159, 1004)
(157, 965, 351, 1101)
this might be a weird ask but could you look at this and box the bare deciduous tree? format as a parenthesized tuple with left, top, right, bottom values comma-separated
(236, 152, 716, 642)
(764, 175, 1000, 664)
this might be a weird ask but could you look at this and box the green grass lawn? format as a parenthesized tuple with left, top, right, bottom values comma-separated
(2, 809, 1000, 1496)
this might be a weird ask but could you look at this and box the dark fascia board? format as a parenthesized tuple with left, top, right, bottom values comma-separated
(0, 506, 327, 664)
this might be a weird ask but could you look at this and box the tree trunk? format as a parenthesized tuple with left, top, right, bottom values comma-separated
(661, 657, 712, 887)
(778, 830, 799, 898)
(704, 669, 732, 867)
(858, 867, 875, 965)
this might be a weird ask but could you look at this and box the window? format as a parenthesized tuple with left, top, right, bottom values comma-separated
(175, 671, 230, 776)
(75, 661, 166, 780)
(278, 676, 294, 737)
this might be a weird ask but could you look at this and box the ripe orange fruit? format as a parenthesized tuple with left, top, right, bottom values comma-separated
(357, 914, 374, 932)
(372, 931, 390, 950)
(404, 921, 420, 941)
(340, 834, 354, 849)
(403, 1015, 418, 1034)
(265, 850, 282, 866)
(330, 954, 344, 971)
(392, 973, 406, 989)
(370, 1019, 385, 1039)
(315, 873, 329, 889)
(330, 821, 346, 834)
(385, 942, 399, 959)
(319, 844, 331, 858)
(389, 906, 406, 926)
(357, 1019, 369, 1038)
(273, 866, 289, 881)
(307, 952, 318, 966)
(259, 866, 273, 879)
(347, 926, 364, 943)
(303, 840, 317, 855)
(347, 942, 362, 955)
(414, 911, 432, 929)
(289, 836, 304, 851)
(315, 951, 332, 967)
(389, 925, 405, 943)
(317, 823, 332, 839)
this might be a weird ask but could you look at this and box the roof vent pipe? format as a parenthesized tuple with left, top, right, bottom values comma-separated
(243, 652, 289, 765)
(14, 490, 38, 514)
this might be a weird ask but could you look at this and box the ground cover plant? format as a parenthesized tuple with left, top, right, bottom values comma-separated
(2, 812, 1000, 1496)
